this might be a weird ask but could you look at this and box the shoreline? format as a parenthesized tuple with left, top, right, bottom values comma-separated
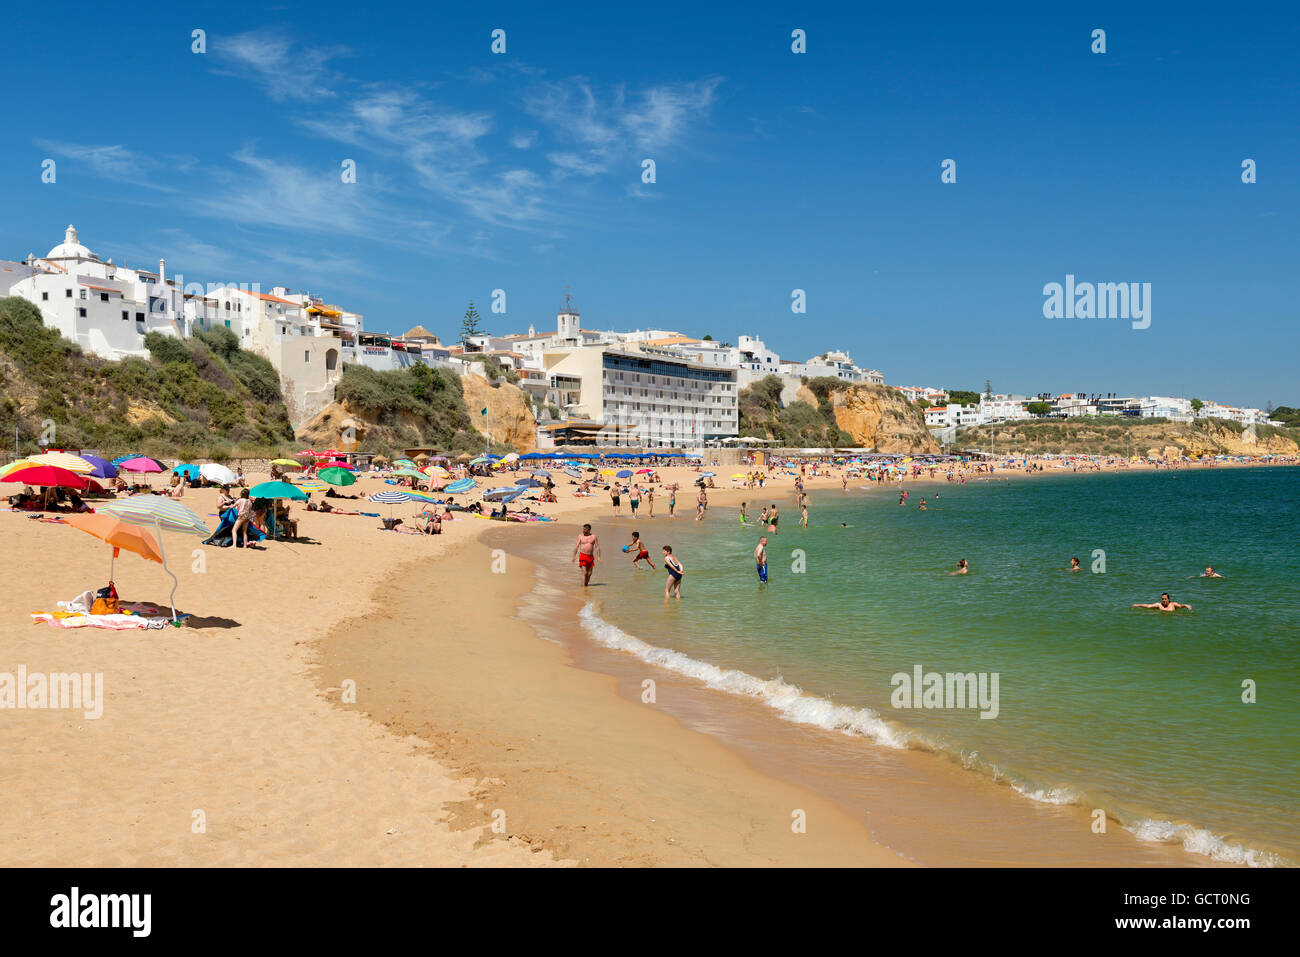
(313, 462, 1279, 867)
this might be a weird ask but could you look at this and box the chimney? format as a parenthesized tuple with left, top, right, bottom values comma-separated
(159, 258, 166, 285)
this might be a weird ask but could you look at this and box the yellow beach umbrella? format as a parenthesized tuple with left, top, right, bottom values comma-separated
(1, 458, 38, 477)
(599, 468, 616, 476)
(25, 451, 95, 473)
(271, 458, 302, 468)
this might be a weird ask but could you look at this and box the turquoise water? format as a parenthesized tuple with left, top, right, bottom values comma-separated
(578, 467, 1300, 865)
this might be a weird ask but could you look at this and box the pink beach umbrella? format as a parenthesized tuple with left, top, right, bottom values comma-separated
(118, 456, 165, 473)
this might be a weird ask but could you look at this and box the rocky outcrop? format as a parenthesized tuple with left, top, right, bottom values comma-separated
(801, 383, 939, 453)
(959, 418, 1300, 458)
(461, 373, 537, 452)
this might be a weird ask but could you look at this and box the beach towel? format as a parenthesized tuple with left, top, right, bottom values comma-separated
(31, 612, 170, 630)
(57, 590, 96, 615)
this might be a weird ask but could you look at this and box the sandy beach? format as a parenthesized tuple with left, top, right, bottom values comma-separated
(1, 456, 1289, 867)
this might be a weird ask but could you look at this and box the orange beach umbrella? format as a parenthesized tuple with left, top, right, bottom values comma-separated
(60, 512, 164, 579)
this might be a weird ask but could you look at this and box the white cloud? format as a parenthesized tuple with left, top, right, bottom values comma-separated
(510, 130, 539, 149)
(35, 140, 181, 191)
(212, 30, 349, 101)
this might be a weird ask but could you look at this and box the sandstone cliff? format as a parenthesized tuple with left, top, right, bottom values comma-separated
(957, 418, 1300, 458)
(461, 373, 538, 452)
(798, 383, 939, 453)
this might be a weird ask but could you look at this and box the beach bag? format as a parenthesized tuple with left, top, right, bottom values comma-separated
(90, 583, 119, 615)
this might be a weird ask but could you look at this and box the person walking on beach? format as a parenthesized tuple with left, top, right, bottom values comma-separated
(610, 484, 621, 516)
(1133, 593, 1191, 611)
(759, 505, 769, 529)
(573, 523, 601, 587)
(662, 545, 683, 599)
(626, 531, 655, 570)
(646, 487, 654, 518)
(755, 536, 769, 583)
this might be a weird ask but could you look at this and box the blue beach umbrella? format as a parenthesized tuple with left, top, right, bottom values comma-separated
(616, 469, 633, 478)
(173, 464, 201, 480)
(446, 478, 476, 494)
(368, 489, 414, 518)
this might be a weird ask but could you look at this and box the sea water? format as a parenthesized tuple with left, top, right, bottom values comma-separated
(554, 467, 1299, 865)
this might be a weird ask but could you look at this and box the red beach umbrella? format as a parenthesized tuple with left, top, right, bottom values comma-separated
(0, 465, 89, 489)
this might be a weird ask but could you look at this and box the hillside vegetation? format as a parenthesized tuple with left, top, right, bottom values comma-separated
(739, 375, 854, 447)
(0, 296, 292, 459)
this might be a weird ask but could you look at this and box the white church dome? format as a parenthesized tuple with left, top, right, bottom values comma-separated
(45, 224, 99, 262)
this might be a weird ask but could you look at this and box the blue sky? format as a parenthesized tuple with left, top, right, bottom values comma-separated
(4, 1, 1296, 407)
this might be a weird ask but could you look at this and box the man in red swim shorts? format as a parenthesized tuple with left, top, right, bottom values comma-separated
(573, 523, 601, 587)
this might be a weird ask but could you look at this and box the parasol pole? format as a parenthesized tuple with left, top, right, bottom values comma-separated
(154, 516, 179, 621)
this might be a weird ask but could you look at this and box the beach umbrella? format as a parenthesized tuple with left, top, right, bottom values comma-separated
(323, 449, 344, 457)
(483, 485, 524, 501)
(111, 453, 144, 466)
(563, 468, 583, 479)
(405, 489, 441, 503)
(502, 452, 520, 463)
(391, 468, 424, 479)
(368, 489, 413, 518)
(119, 456, 165, 473)
(78, 454, 118, 479)
(446, 478, 476, 494)
(200, 463, 238, 485)
(26, 451, 95, 473)
(0, 458, 38, 478)
(173, 464, 202, 481)
(616, 469, 633, 478)
(98, 496, 210, 620)
(469, 456, 491, 465)
(530, 469, 551, 477)
(636, 468, 654, 474)
(250, 480, 307, 501)
(1, 464, 90, 490)
(701, 471, 716, 477)
(319, 460, 353, 469)
(423, 465, 450, 477)
(516, 478, 542, 488)
(61, 512, 163, 580)
(394, 459, 417, 468)
(599, 468, 616, 476)
(318, 467, 357, 487)
(296, 479, 328, 493)
(270, 458, 302, 469)
(295, 450, 319, 458)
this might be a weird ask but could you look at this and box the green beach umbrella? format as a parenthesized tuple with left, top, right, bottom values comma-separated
(391, 468, 424, 479)
(249, 480, 308, 501)
(318, 467, 357, 486)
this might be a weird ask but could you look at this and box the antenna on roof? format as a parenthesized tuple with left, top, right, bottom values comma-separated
(561, 284, 578, 314)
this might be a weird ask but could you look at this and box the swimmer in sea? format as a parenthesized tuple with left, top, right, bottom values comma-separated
(1201, 566, 1224, 578)
(626, 530, 655, 569)
(1070, 557, 1081, 572)
(572, 523, 601, 587)
(918, 498, 927, 510)
(755, 536, 769, 583)
(662, 545, 683, 598)
(1133, 592, 1191, 611)
(950, 558, 969, 575)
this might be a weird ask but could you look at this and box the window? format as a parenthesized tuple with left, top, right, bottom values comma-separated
(78, 308, 86, 317)
(136, 312, 144, 321)
(304, 350, 310, 363)
(224, 319, 231, 328)
(41, 291, 49, 301)
(100, 292, 109, 302)
(80, 289, 87, 299)
(122, 310, 128, 320)
(65, 289, 72, 298)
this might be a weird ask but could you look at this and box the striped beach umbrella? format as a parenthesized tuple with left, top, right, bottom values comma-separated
(368, 489, 413, 519)
(446, 478, 476, 494)
(98, 495, 211, 620)
(26, 451, 95, 473)
(296, 480, 328, 493)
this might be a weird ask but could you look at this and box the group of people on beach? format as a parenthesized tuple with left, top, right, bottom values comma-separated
(573, 524, 684, 598)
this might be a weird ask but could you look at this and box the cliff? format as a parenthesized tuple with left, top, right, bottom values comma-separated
(956, 418, 1300, 458)
(801, 382, 940, 453)
(296, 364, 537, 454)
(461, 373, 538, 452)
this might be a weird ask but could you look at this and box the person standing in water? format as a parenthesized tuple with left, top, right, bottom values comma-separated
(949, 558, 969, 575)
(668, 486, 676, 518)
(1133, 593, 1191, 611)
(662, 545, 683, 599)
(769, 504, 779, 534)
(572, 523, 602, 586)
(740, 501, 749, 525)
(800, 504, 809, 528)
(1070, 557, 1082, 572)
(755, 536, 769, 583)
